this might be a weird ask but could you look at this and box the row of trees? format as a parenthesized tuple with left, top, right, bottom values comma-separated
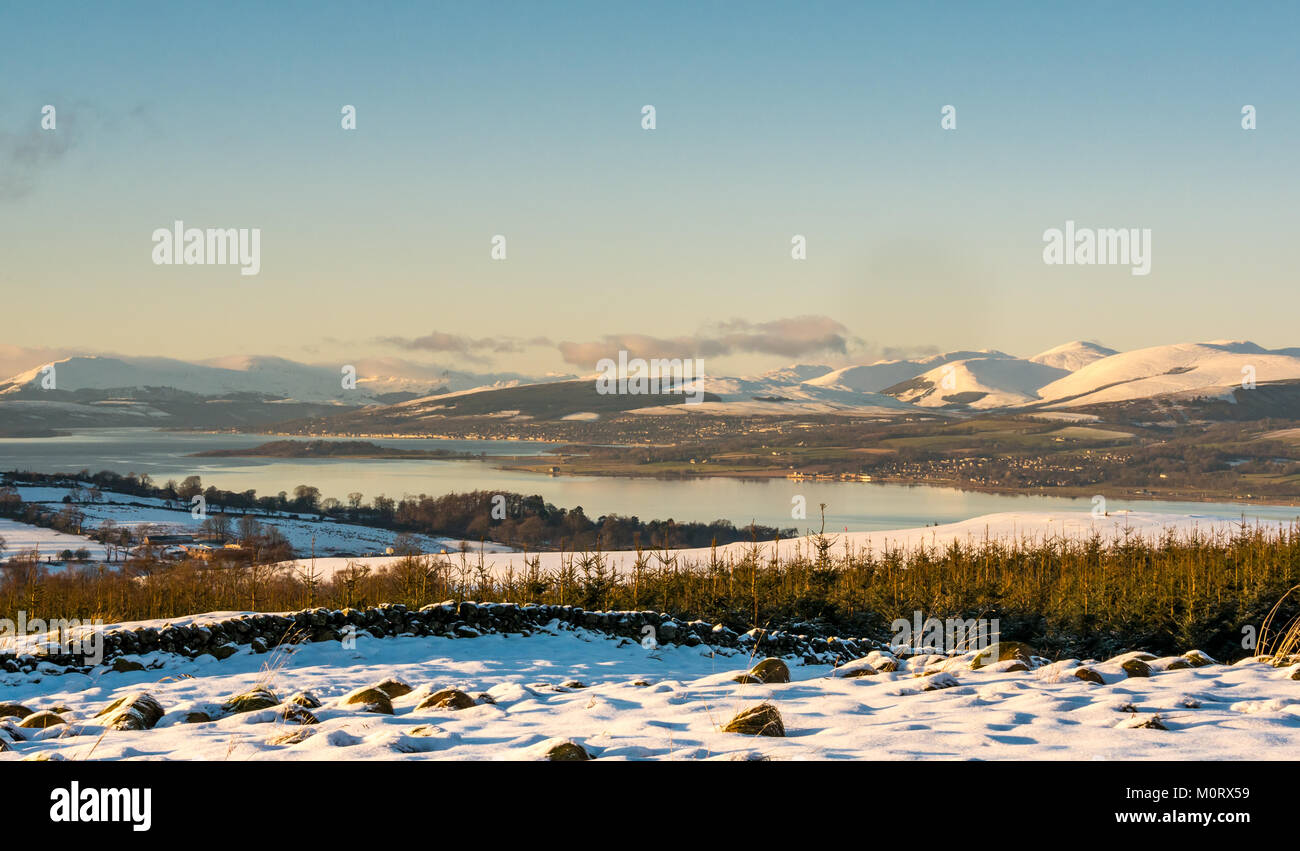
(7, 473, 794, 551)
(5, 522, 1299, 662)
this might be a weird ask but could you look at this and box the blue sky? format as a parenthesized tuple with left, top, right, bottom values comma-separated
(2, 1, 1297, 376)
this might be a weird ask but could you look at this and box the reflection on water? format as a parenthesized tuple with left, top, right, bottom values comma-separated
(2, 428, 1298, 531)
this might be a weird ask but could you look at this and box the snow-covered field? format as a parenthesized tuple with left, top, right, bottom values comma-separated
(2, 624, 1298, 760)
(9, 485, 508, 559)
(0, 517, 110, 560)
(273, 508, 1297, 582)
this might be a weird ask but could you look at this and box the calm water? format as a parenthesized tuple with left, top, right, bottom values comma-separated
(2, 428, 1298, 531)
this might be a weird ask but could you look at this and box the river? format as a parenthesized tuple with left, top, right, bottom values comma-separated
(2, 428, 1297, 532)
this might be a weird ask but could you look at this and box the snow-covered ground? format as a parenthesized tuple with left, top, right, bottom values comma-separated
(0, 517, 110, 560)
(273, 508, 1295, 582)
(9, 485, 509, 559)
(2, 625, 1297, 760)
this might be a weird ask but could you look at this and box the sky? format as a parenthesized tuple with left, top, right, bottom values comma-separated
(2, 0, 1298, 380)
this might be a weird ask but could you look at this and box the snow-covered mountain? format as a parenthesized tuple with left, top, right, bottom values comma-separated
(1035, 341, 1300, 408)
(0, 355, 564, 404)
(883, 355, 1069, 409)
(1029, 341, 1119, 372)
(6, 340, 1300, 427)
(803, 351, 1006, 393)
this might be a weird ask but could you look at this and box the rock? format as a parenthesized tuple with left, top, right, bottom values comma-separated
(211, 644, 240, 661)
(722, 703, 785, 737)
(1121, 659, 1152, 678)
(0, 704, 33, 720)
(543, 740, 591, 761)
(417, 689, 476, 710)
(1182, 649, 1217, 667)
(96, 692, 165, 731)
(267, 727, 316, 746)
(972, 640, 1036, 668)
(831, 658, 878, 678)
(559, 680, 587, 689)
(18, 710, 66, 729)
(1108, 651, 1157, 664)
(1160, 657, 1193, 671)
(919, 672, 960, 691)
(1074, 667, 1105, 685)
(734, 657, 791, 685)
(373, 677, 413, 699)
(998, 641, 1036, 664)
(111, 658, 146, 673)
(0, 738, 9, 752)
(1118, 714, 1169, 730)
(341, 686, 394, 714)
(182, 711, 211, 724)
(222, 687, 280, 715)
(288, 690, 322, 709)
(277, 704, 319, 725)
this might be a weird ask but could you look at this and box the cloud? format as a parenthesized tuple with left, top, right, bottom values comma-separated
(375, 332, 552, 364)
(556, 315, 863, 367)
(0, 103, 97, 201)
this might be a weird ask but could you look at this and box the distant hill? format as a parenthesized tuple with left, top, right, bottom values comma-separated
(8, 340, 1300, 431)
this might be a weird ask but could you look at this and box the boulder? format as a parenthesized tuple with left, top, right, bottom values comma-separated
(0, 704, 33, 720)
(734, 657, 791, 685)
(722, 703, 785, 737)
(277, 704, 319, 725)
(111, 658, 145, 673)
(972, 640, 1036, 668)
(18, 710, 66, 729)
(543, 740, 591, 761)
(1121, 659, 1152, 678)
(96, 692, 165, 731)
(341, 686, 394, 714)
(918, 672, 960, 691)
(182, 711, 211, 724)
(210, 644, 240, 661)
(1108, 651, 1157, 664)
(1182, 649, 1217, 667)
(1074, 667, 1105, 685)
(288, 690, 322, 709)
(222, 687, 280, 715)
(373, 677, 413, 699)
(416, 689, 476, 710)
(831, 658, 878, 678)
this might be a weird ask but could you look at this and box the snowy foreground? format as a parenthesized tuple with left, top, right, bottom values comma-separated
(3, 623, 1299, 760)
